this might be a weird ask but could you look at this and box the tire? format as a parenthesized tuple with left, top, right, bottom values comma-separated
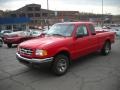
(0, 40, 3, 47)
(101, 41, 111, 55)
(52, 54, 69, 76)
(7, 44, 12, 48)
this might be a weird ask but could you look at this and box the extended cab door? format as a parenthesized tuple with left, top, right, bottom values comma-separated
(87, 24, 99, 52)
(71, 24, 90, 59)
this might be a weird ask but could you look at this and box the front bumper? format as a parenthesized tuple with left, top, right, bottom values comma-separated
(16, 53, 53, 65)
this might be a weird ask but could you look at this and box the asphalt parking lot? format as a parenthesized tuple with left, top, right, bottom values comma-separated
(0, 39, 120, 90)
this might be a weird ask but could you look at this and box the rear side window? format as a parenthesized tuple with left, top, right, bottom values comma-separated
(89, 24, 95, 34)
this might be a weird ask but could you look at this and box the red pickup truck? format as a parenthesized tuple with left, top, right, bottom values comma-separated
(16, 22, 115, 75)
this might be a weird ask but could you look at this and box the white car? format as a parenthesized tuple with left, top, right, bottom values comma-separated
(110, 27, 120, 36)
(30, 30, 43, 37)
(95, 26, 109, 31)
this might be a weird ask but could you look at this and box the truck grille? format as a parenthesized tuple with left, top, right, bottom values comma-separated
(20, 48, 33, 55)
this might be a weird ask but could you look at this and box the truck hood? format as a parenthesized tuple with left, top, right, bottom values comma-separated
(19, 36, 67, 49)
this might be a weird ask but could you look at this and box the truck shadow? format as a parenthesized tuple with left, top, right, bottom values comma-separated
(70, 52, 101, 68)
(11, 52, 111, 86)
(28, 52, 102, 76)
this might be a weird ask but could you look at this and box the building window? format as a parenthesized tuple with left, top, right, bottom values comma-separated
(11, 14, 17, 17)
(35, 7, 40, 11)
(50, 13, 54, 16)
(34, 20, 38, 23)
(42, 13, 48, 17)
(6, 25, 12, 30)
(19, 13, 26, 17)
(27, 7, 33, 11)
(30, 20, 34, 23)
(35, 13, 40, 17)
(28, 13, 34, 17)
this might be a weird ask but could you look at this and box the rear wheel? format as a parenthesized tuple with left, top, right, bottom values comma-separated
(7, 44, 12, 48)
(101, 41, 111, 55)
(52, 54, 69, 76)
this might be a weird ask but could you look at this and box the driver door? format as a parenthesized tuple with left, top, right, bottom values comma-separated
(72, 24, 90, 59)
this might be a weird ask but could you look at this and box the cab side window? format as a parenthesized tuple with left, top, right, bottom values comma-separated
(89, 24, 95, 34)
(76, 25, 88, 37)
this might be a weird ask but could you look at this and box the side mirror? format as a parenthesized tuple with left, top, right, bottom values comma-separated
(92, 32, 96, 35)
(76, 33, 84, 38)
(39, 33, 45, 37)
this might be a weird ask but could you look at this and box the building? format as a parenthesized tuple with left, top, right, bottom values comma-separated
(112, 15, 120, 24)
(0, 10, 4, 17)
(78, 12, 113, 25)
(7, 4, 47, 26)
(4, 3, 115, 27)
(0, 17, 31, 31)
(5, 4, 80, 27)
(54, 11, 80, 21)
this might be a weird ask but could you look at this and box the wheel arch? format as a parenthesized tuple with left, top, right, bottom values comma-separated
(54, 50, 71, 64)
(105, 39, 111, 43)
(104, 39, 111, 48)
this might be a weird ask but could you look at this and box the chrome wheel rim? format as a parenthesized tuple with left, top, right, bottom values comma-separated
(57, 59, 67, 73)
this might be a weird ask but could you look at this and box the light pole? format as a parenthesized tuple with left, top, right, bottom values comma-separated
(47, 0, 49, 29)
(47, 0, 49, 10)
(102, 0, 104, 27)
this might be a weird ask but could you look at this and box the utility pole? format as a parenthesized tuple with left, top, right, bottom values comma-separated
(102, 0, 104, 27)
(47, 0, 49, 29)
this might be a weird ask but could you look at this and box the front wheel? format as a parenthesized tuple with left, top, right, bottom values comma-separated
(101, 41, 111, 55)
(7, 44, 12, 48)
(52, 54, 69, 76)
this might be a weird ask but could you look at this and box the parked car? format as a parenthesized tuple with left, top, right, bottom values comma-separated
(0, 30, 12, 38)
(3, 30, 42, 48)
(16, 22, 115, 76)
(95, 26, 109, 31)
(110, 27, 120, 36)
(43, 26, 51, 31)
(29, 29, 43, 37)
(0, 38, 3, 47)
(95, 26, 120, 36)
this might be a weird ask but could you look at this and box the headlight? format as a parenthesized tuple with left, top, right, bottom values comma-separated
(35, 49, 48, 56)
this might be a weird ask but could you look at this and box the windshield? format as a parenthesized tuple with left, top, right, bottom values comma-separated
(46, 24, 74, 37)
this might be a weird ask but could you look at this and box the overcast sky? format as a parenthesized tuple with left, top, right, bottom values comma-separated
(0, 0, 120, 15)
